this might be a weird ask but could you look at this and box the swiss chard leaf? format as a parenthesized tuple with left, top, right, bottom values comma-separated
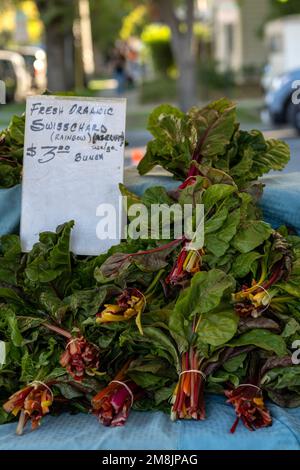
(169, 270, 236, 352)
(138, 99, 236, 180)
(232, 221, 273, 253)
(227, 329, 287, 357)
(25, 221, 74, 284)
(197, 308, 239, 347)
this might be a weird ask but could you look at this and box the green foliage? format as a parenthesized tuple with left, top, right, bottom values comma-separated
(35, 0, 75, 30)
(120, 5, 148, 40)
(0, 98, 299, 430)
(261, 364, 300, 407)
(0, 114, 25, 188)
(142, 24, 174, 77)
(268, 0, 300, 19)
(197, 308, 239, 347)
(228, 329, 287, 357)
(139, 78, 178, 104)
(90, 0, 132, 52)
(198, 60, 235, 91)
(169, 270, 236, 352)
(138, 99, 290, 186)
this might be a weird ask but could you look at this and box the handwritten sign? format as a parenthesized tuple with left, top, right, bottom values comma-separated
(20, 95, 126, 255)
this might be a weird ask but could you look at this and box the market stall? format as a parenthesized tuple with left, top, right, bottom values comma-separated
(0, 98, 300, 450)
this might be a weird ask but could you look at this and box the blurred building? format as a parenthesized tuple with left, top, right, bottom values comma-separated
(265, 15, 300, 77)
(212, 0, 269, 80)
(0, 1, 42, 46)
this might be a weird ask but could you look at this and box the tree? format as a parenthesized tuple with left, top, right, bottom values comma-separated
(269, 0, 300, 18)
(152, 0, 197, 111)
(90, 0, 198, 110)
(90, 0, 132, 56)
(35, 0, 76, 91)
(1, 0, 76, 90)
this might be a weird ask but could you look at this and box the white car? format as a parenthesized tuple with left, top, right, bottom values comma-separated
(12, 46, 47, 91)
(0, 50, 31, 102)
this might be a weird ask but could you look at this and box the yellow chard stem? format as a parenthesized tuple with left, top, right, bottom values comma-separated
(235, 261, 268, 298)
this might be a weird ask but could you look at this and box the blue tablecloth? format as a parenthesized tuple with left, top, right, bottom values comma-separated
(258, 173, 300, 233)
(0, 395, 299, 450)
(0, 184, 21, 237)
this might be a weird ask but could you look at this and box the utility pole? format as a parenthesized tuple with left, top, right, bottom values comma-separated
(78, 0, 95, 79)
(74, 0, 95, 90)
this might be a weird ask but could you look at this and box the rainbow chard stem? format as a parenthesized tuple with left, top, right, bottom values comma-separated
(225, 353, 272, 433)
(97, 287, 146, 335)
(171, 347, 206, 421)
(225, 385, 272, 433)
(43, 323, 100, 382)
(166, 247, 203, 286)
(60, 335, 100, 382)
(187, 129, 209, 178)
(3, 382, 54, 435)
(233, 232, 293, 318)
(43, 323, 72, 339)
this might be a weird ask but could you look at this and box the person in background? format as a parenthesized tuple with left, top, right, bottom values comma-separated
(112, 45, 126, 95)
(126, 45, 139, 89)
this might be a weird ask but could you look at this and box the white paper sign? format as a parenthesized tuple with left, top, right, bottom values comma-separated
(20, 95, 126, 255)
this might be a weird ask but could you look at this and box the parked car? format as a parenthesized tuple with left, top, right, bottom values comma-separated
(264, 16, 300, 90)
(264, 68, 300, 133)
(11, 46, 47, 91)
(0, 50, 31, 102)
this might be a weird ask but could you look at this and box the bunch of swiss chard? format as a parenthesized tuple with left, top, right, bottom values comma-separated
(0, 98, 300, 436)
(0, 114, 24, 188)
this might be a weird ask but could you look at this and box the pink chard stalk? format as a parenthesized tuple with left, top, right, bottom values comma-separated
(165, 149, 208, 287)
(91, 362, 142, 427)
